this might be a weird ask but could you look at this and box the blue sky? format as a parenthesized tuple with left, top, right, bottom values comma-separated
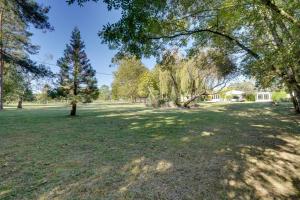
(30, 0, 156, 87)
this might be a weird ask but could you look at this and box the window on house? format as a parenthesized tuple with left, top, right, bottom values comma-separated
(264, 94, 269, 100)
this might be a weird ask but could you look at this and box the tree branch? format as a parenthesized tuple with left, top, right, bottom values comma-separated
(148, 28, 260, 59)
(260, 0, 300, 28)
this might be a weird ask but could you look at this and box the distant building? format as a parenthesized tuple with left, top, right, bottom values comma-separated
(208, 90, 245, 102)
(205, 88, 291, 103)
(208, 90, 274, 103)
(255, 92, 272, 102)
(225, 90, 245, 102)
(211, 94, 221, 102)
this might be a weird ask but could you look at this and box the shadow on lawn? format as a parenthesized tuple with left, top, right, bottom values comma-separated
(2, 103, 300, 199)
(40, 103, 300, 199)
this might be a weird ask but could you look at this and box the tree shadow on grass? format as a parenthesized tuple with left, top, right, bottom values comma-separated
(1, 103, 300, 199)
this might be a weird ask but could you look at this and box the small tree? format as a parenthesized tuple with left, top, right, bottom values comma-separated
(57, 27, 98, 116)
(98, 85, 111, 101)
(37, 84, 51, 104)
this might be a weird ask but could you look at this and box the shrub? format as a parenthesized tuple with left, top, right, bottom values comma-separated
(225, 94, 233, 101)
(272, 91, 288, 102)
(245, 93, 255, 101)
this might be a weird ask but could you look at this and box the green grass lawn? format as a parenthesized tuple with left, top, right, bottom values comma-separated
(0, 102, 300, 200)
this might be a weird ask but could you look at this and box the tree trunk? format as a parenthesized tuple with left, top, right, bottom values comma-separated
(260, 0, 300, 29)
(70, 102, 77, 116)
(17, 97, 23, 109)
(170, 73, 181, 107)
(183, 95, 200, 108)
(264, 11, 300, 114)
(287, 82, 300, 114)
(0, 10, 3, 111)
(292, 90, 300, 114)
(182, 92, 208, 108)
(290, 93, 300, 113)
(0, 58, 3, 111)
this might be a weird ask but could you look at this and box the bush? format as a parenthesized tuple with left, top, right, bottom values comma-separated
(225, 94, 233, 101)
(272, 91, 288, 102)
(206, 95, 212, 101)
(245, 93, 255, 101)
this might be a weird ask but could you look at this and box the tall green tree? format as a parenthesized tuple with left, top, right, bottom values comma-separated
(0, 0, 52, 110)
(137, 70, 159, 99)
(111, 57, 147, 101)
(57, 27, 98, 116)
(70, 0, 300, 113)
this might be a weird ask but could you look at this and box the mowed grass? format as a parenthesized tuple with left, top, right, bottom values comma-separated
(0, 102, 300, 200)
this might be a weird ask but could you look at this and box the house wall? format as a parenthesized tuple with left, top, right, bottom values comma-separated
(255, 92, 272, 102)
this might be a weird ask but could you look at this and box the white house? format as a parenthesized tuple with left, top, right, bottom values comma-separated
(209, 90, 274, 103)
(256, 92, 272, 102)
(211, 94, 221, 102)
(225, 90, 245, 102)
(209, 90, 245, 102)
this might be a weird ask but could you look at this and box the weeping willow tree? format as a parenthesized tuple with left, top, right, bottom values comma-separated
(159, 49, 237, 107)
(159, 68, 172, 100)
(158, 51, 183, 106)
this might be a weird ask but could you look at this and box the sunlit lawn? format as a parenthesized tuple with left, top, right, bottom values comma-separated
(0, 102, 300, 199)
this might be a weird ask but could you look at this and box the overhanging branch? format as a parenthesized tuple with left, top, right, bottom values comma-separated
(148, 28, 260, 60)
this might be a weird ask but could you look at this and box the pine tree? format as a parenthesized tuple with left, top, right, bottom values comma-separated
(57, 27, 98, 116)
(0, 0, 52, 110)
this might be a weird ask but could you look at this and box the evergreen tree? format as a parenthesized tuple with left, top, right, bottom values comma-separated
(0, 0, 52, 110)
(57, 27, 98, 116)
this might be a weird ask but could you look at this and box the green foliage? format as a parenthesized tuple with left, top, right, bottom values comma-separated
(0, 0, 53, 76)
(3, 64, 34, 103)
(225, 94, 233, 101)
(57, 28, 98, 112)
(36, 84, 51, 104)
(228, 81, 256, 94)
(98, 85, 111, 101)
(0, 0, 53, 109)
(138, 68, 160, 99)
(157, 49, 236, 106)
(272, 91, 288, 102)
(111, 57, 147, 101)
(137, 72, 151, 98)
(245, 93, 256, 102)
(69, 0, 300, 112)
(110, 49, 236, 107)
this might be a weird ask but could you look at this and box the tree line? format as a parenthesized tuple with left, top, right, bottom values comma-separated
(110, 53, 289, 107)
(1, 0, 300, 114)
(111, 49, 237, 108)
(70, 0, 300, 113)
